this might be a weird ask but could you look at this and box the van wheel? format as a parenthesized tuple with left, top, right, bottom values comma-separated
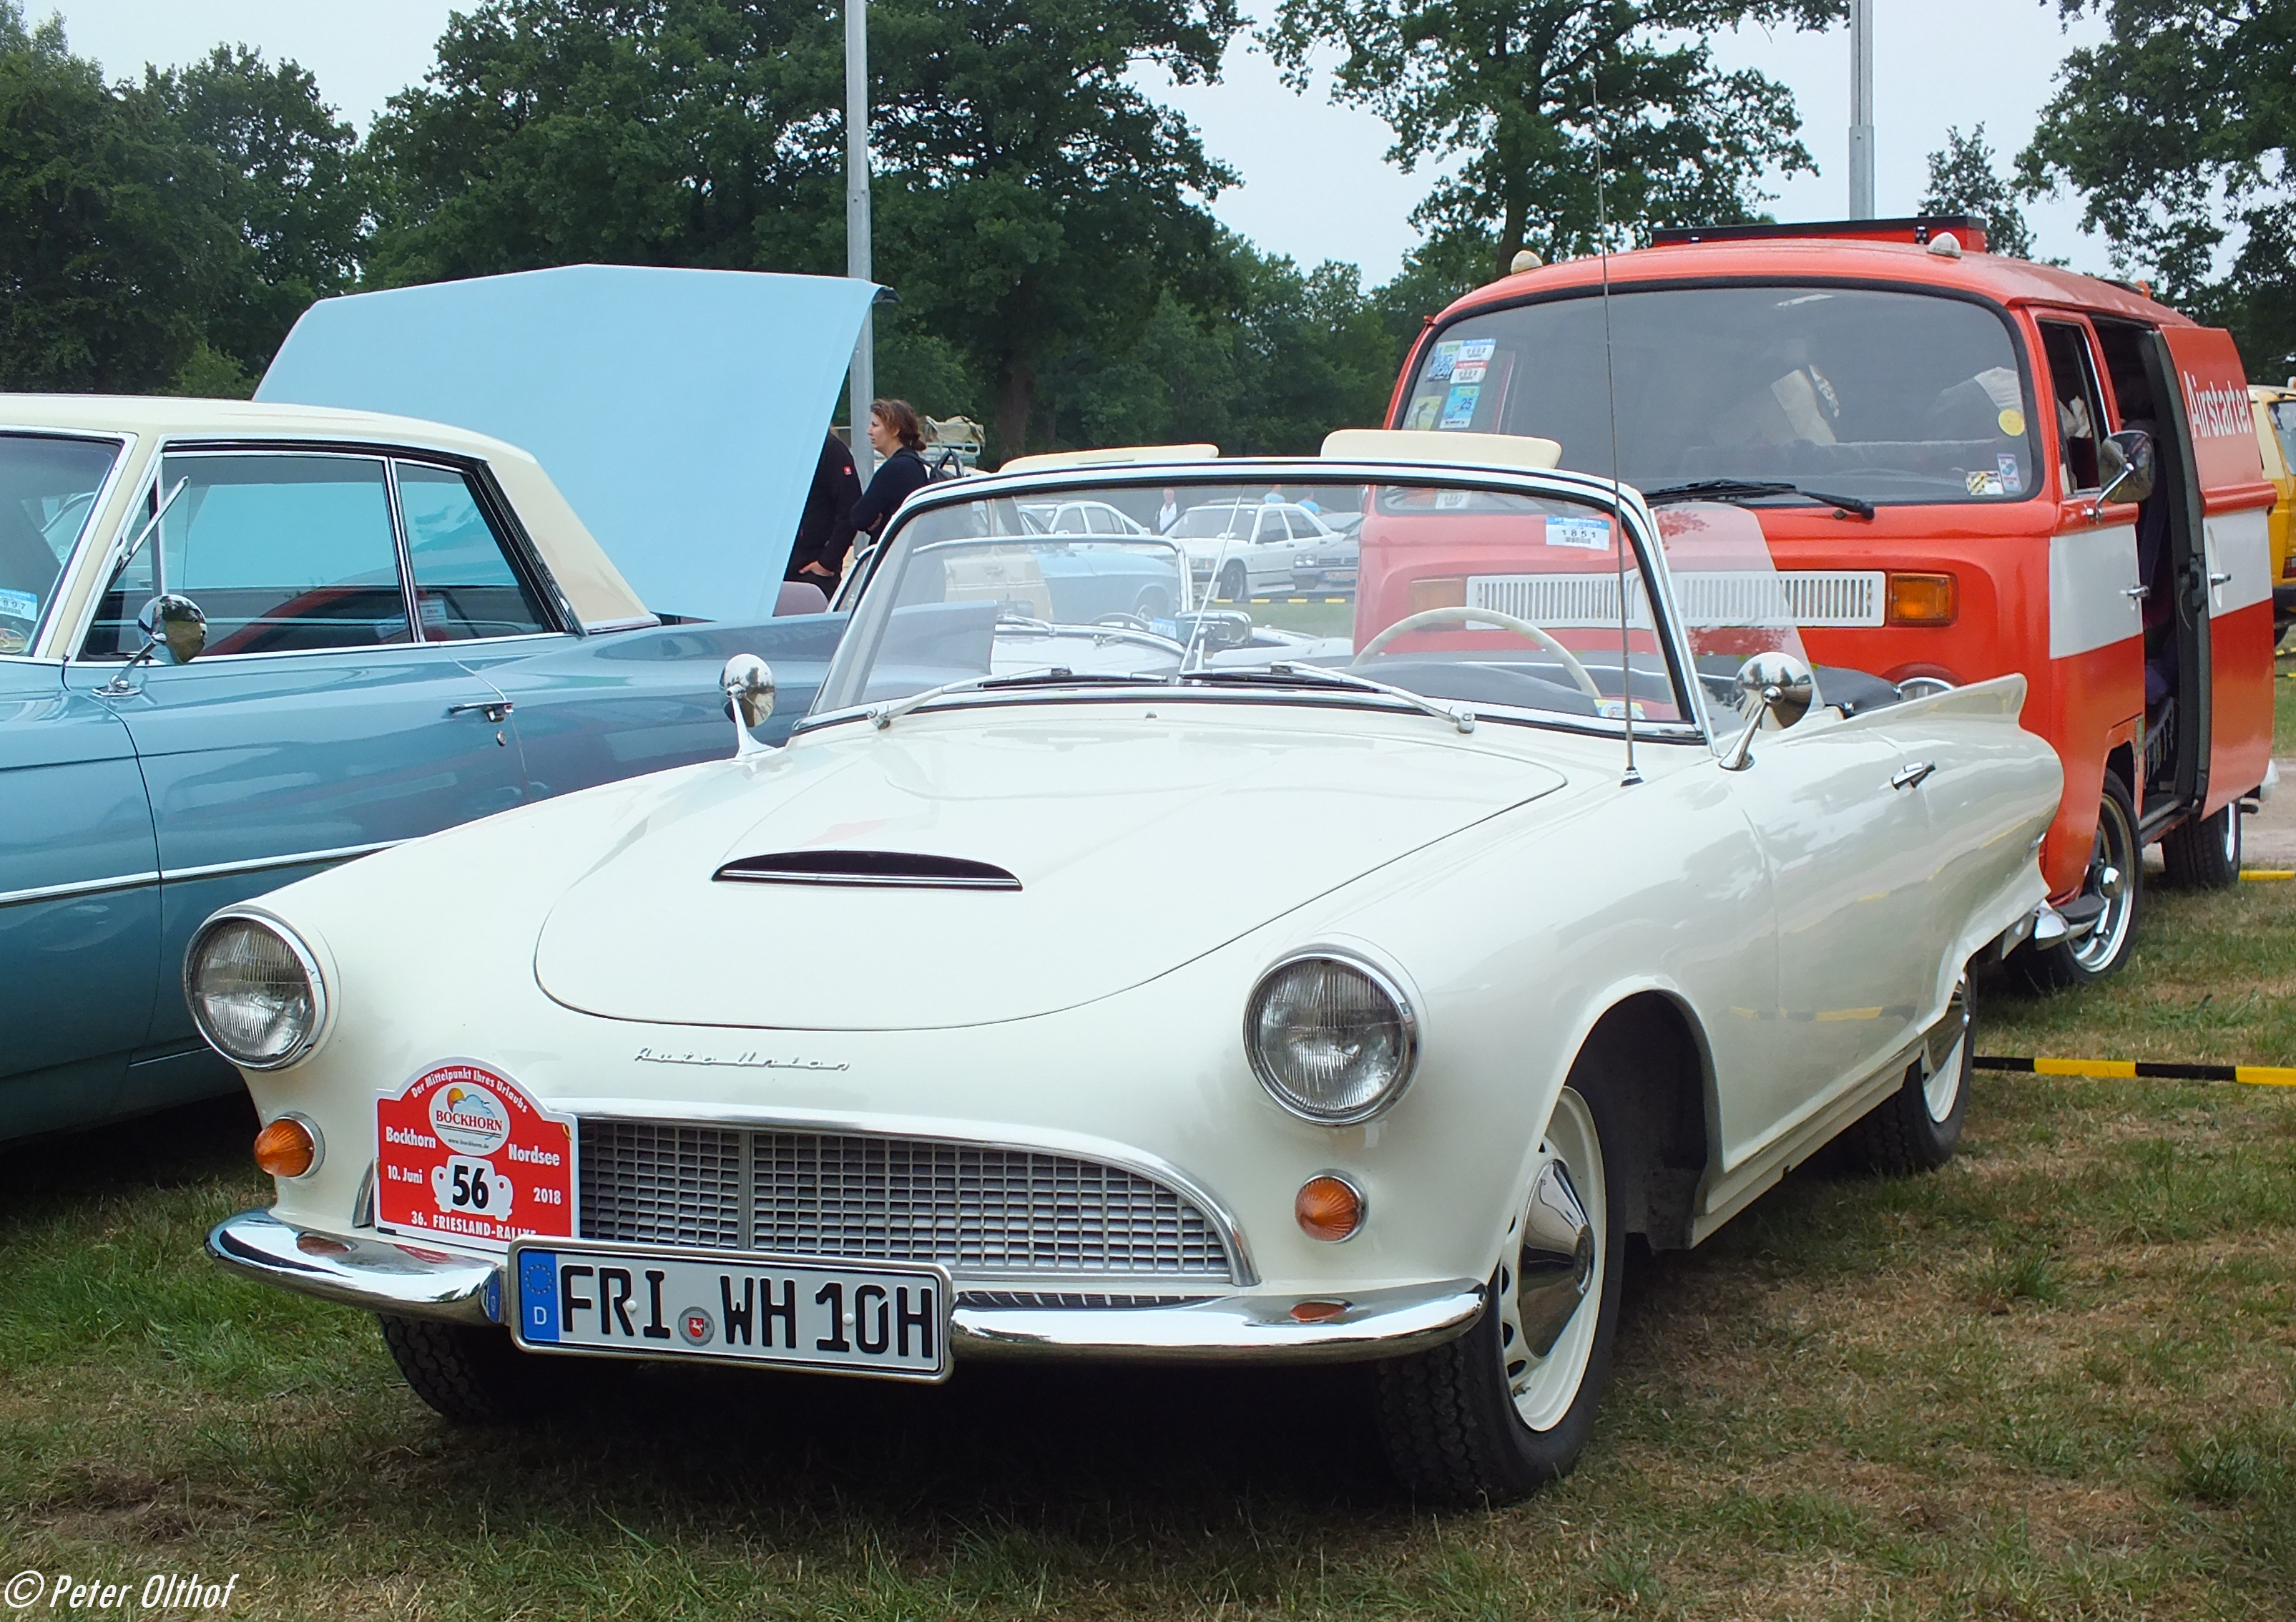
(2017, 768, 2141, 989)
(2161, 802, 2240, 889)
(378, 1314, 546, 1423)
(1375, 1083, 1623, 1503)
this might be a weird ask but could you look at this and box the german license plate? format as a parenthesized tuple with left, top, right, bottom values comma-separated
(509, 1242, 951, 1382)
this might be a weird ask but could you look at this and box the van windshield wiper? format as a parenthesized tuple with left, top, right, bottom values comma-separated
(865, 668, 1154, 730)
(1641, 478, 1876, 520)
(1179, 663, 1476, 734)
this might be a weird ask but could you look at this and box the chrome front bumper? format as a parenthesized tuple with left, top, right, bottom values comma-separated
(208, 1210, 1485, 1363)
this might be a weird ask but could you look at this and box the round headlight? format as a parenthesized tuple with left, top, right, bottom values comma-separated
(1244, 953, 1418, 1124)
(185, 915, 325, 1069)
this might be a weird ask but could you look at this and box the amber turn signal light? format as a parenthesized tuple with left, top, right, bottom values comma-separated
(1885, 572, 1957, 627)
(252, 1115, 317, 1179)
(1295, 1173, 1365, 1241)
(1408, 577, 1468, 614)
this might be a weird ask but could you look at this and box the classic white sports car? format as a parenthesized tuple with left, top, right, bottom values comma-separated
(203, 433, 2061, 1501)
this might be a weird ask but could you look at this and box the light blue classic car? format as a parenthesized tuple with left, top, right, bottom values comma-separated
(0, 395, 845, 1140)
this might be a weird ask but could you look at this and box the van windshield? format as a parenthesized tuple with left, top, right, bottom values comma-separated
(1397, 285, 2040, 507)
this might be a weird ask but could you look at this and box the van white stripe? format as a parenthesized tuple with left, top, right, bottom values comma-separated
(2049, 523, 2142, 660)
(2204, 508, 2271, 616)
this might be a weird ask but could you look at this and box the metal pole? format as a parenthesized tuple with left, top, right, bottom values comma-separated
(845, 0, 875, 476)
(1848, 0, 1875, 219)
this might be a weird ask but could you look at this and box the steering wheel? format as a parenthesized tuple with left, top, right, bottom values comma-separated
(1352, 606, 1604, 700)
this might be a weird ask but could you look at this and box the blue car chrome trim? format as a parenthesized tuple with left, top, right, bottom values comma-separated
(0, 869, 162, 909)
(160, 840, 402, 884)
(206, 1209, 1482, 1359)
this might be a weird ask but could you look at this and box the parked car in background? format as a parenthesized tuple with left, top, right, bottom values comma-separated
(1169, 498, 1349, 601)
(1292, 526, 1360, 595)
(204, 436, 2059, 1503)
(0, 397, 840, 1143)
(2253, 381, 2296, 637)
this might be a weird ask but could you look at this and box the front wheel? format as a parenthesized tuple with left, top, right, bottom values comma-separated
(2016, 767, 2142, 989)
(2160, 801, 2241, 889)
(1217, 562, 1248, 603)
(1376, 1085, 1623, 1503)
(378, 1314, 549, 1423)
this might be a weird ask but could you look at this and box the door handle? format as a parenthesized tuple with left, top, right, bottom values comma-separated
(447, 700, 514, 723)
(2121, 585, 2150, 601)
(2209, 571, 2233, 587)
(1890, 761, 1936, 791)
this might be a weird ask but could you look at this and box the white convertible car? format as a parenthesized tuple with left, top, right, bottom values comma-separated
(202, 434, 2061, 1501)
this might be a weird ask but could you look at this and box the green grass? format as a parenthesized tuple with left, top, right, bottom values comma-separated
(2274, 649, 2296, 756)
(6, 728, 2296, 1616)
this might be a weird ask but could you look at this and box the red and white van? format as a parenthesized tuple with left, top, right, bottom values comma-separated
(1389, 217, 2278, 982)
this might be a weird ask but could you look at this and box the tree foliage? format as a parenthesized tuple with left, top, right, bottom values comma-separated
(1918, 125, 2035, 261)
(2020, 0, 2295, 373)
(0, 4, 363, 394)
(1263, 0, 1842, 279)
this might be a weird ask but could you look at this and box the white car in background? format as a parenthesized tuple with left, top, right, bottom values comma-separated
(1016, 498, 1152, 539)
(202, 434, 2062, 1503)
(1169, 498, 1347, 602)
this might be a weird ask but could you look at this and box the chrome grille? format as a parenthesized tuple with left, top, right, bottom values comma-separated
(579, 1122, 1232, 1281)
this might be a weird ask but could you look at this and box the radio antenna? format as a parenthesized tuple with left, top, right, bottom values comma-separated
(1591, 53, 1640, 787)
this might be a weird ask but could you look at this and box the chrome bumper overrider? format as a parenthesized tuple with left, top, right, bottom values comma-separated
(207, 1210, 1484, 1362)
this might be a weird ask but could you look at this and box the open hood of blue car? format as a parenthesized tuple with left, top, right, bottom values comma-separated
(257, 265, 874, 625)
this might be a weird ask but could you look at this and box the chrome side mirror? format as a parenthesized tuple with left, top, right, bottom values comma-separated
(1719, 651, 1816, 771)
(721, 654, 776, 757)
(141, 593, 207, 663)
(2095, 428, 2155, 509)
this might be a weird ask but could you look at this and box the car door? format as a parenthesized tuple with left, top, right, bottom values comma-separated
(1713, 709, 1939, 1161)
(1247, 507, 1295, 592)
(0, 659, 158, 1135)
(69, 446, 529, 1076)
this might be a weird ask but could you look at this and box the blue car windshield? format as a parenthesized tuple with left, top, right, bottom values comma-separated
(0, 434, 122, 653)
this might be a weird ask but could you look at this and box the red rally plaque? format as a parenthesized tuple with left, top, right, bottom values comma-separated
(376, 1061, 575, 1244)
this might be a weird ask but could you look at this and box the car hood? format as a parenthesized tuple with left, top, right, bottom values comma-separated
(534, 712, 1566, 1030)
(258, 265, 873, 625)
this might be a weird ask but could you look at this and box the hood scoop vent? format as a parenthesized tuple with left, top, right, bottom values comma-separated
(713, 851, 1022, 891)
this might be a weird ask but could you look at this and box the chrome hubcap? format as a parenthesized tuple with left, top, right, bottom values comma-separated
(1923, 978, 1970, 1122)
(2072, 797, 2136, 972)
(1495, 1088, 1605, 1431)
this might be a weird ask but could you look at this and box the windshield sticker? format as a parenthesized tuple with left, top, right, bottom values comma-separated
(1451, 361, 1488, 385)
(1436, 490, 1472, 509)
(1967, 470, 2006, 497)
(1423, 341, 1463, 382)
(1440, 385, 1481, 429)
(1545, 517, 1613, 550)
(1456, 339, 1496, 363)
(1997, 408, 2026, 438)
(0, 587, 36, 622)
(1403, 395, 1443, 431)
(1998, 454, 2023, 494)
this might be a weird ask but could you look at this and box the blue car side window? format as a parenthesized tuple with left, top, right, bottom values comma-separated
(395, 462, 553, 640)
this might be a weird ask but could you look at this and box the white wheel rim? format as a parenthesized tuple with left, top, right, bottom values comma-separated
(2072, 794, 2136, 972)
(2223, 808, 2240, 866)
(1496, 1088, 1605, 1432)
(1923, 979, 1970, 1122)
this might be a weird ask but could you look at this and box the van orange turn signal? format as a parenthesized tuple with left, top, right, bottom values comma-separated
(1408, 577, 1468, 614)
(252, 1115, 318, 1179)
(1295, 1173, 1365, 1241)
(1885, 572, 1957, 627)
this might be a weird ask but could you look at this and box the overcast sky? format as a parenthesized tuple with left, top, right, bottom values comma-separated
(46, 0, 2116, 281)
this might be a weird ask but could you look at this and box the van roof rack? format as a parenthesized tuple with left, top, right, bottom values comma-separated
(1649, 215, 1991, 254)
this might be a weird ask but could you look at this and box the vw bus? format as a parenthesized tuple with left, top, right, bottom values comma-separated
(1388, 217, 2279, 983)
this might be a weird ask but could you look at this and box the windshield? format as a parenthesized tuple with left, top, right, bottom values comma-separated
(2270, 400, 2296, 474)
(0, 434, 122, 654)
(811, 475, 1717, 736)
(1398, 285, 2041, 507)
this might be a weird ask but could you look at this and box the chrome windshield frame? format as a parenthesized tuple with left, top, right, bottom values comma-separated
(801, 459, 1714, 748)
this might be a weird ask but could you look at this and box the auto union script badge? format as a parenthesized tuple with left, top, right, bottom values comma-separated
(376, 1061, 576, 1246)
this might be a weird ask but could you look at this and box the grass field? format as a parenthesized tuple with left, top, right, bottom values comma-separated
(4, 776, 2294, 1617)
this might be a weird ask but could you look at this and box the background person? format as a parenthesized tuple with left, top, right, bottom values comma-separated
(786, 430, 863, 587)
(848, 399, 931, 546)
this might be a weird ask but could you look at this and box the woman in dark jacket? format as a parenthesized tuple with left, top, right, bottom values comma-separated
(848, 398, 932, 544)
